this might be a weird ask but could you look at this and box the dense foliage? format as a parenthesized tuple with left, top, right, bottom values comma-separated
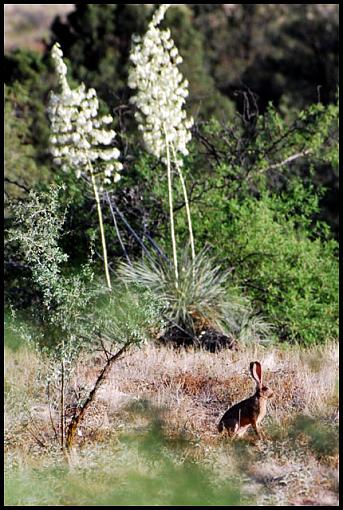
(4, 4, 338, 346)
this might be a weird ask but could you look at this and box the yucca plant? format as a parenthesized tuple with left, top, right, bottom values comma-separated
(128, 5, 195, 287)
(236, 311, 275, 345)
(117, 248, 245, 338)
(47, 43, 123, 291)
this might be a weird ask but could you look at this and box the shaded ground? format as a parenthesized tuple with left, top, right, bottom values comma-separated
(159, 324, 238, 351)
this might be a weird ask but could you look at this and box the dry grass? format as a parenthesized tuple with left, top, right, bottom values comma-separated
(5, 341, 339, 506)
(76, 342, 338, 436)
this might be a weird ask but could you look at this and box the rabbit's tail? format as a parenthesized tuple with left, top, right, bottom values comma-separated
(217, 420, 223, 433)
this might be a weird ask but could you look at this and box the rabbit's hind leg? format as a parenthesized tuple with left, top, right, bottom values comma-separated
(219, 419, 237, 438)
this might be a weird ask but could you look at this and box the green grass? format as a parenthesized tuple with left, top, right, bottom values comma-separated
(289, 415, 339, 459)
(5, 411, 245, 506)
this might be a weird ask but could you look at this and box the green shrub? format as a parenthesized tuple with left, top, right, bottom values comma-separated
(199, 191, 338, 344)
(6, 185, 166, 449)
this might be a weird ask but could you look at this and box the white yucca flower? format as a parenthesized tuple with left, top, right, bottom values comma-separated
(128, 5, 196, 286)
(47, 42, 123, 291)
(128, 4, 193, 166)
(47, 43, 123, 188)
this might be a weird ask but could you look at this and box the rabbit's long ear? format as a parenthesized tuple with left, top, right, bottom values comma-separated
(250, 361, 262, 385)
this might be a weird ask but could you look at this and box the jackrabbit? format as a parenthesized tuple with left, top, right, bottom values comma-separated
(218, 361, 273, 439)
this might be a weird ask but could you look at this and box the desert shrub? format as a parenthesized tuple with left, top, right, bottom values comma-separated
(6, 186, 93, 349)
(6, 185, 165, 449)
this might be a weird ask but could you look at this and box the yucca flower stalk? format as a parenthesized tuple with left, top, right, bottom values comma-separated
(128, 4, 195, 286)
(47, 43, 123, 291)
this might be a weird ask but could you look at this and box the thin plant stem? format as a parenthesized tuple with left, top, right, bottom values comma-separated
(171, 144, 195, 263)
(47, 382, 58, 442)
(106, 196, 153, 260)
(60, 359, 65, 451)
(163, 124, 178, 288)
(89, 166, 112, 291)
(105, 191, 132, 266)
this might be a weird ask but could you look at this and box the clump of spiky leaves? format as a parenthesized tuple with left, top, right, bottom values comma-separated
(117, 248, 248, 338)
(237, 311, 275, 346)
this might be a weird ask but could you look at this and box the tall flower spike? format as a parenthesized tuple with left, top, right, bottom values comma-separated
(128, 5, 196, 286)
(48, 42, 121, 291)
(128, 5, 194, 166)
(48, 42, 123, 189)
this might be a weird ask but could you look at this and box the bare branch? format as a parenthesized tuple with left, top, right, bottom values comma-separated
(65, 340, 132, 450)
(262, 149, 312, 173)
(4, 177, 30, 193)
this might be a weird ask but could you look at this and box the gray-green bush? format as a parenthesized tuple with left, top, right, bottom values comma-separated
(6, 186, 165, 450)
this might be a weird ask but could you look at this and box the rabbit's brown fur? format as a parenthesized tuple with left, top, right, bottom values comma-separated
(218, 361, 273, 439)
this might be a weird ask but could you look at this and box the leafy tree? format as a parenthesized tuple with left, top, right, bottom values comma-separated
(4, 83, 50, 207)
(4, 49, 54, 167)
(4, 47, 47, 83)
(50, 4, 148, 107)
